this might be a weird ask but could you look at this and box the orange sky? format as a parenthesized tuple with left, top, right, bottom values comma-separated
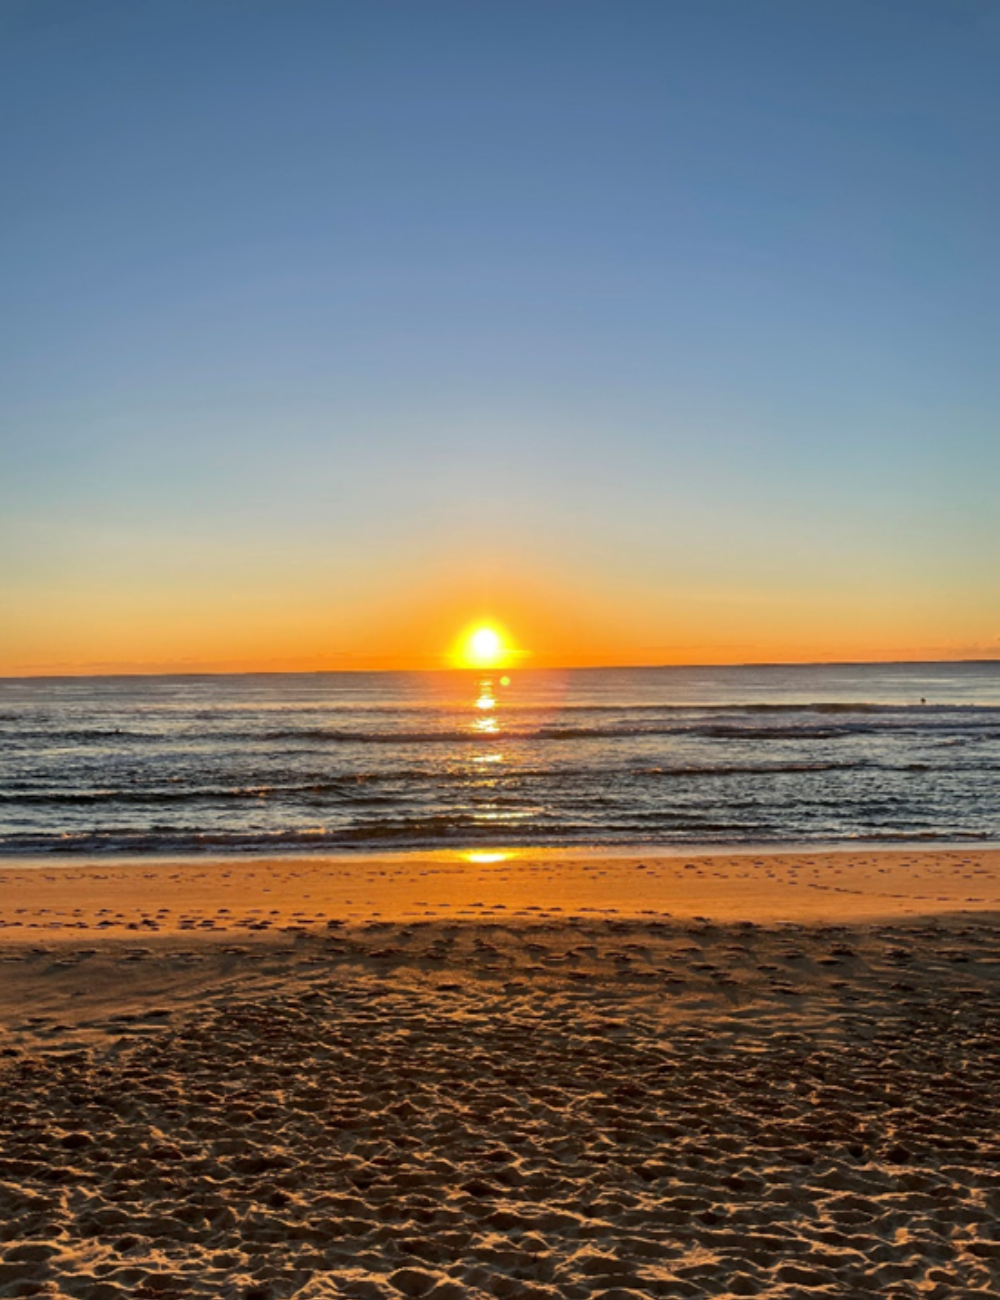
(4, 549, 997, 675)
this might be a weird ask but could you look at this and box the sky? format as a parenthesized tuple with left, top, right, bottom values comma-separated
(2, 0, 998, 673)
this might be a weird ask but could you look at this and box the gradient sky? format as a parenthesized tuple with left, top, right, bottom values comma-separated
(2, 0, 998, 673)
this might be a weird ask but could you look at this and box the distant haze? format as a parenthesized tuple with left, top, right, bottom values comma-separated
(2, 1, 998, 673)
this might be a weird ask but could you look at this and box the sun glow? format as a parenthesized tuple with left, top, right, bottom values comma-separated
(452, 622, 517, 669)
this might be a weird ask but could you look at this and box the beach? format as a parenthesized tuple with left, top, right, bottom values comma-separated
(7, 0, 1000, 1293)
(1, 848, 999, 1298)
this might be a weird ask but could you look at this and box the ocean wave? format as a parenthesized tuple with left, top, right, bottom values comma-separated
(248, 721, 927, 744)
(690, 725, 872, 741)
(0, 757, 949, 810)
(515, 701, 999, 715)
(0, 820, 786, 855)
(840, 829, 993, 843)
(0, 783, 398, 808)
(0, 819, 994, 856)
(1, 728, 160, 744)
(633, 760, 873, 778)
(5, 703, 998, 750)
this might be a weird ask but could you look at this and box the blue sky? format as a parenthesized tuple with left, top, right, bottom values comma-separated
(2, 0, 998, 669)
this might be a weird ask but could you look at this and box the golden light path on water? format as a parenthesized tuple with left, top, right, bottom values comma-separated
(472, 675, 501, 735)
(461, 673, 524, 841)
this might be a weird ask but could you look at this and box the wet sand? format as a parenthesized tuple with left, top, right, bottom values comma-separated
(2, 845, 999, 934)
(1, 849, 998, 1298)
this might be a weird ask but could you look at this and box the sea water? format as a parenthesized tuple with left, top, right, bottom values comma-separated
(1, 662, 998, 855)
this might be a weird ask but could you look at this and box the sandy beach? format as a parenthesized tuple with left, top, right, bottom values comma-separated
(1, 848, 998, 1298)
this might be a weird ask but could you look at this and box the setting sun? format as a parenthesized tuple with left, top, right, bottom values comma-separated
(471, 627, 501, 661)
(451, 622, 517, 669)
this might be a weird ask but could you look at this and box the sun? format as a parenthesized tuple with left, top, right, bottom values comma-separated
(452, 622, 515, 669)
(471, 627, 501, 662)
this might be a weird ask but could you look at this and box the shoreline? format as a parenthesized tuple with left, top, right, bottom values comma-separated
(3, 833, 1000, 867)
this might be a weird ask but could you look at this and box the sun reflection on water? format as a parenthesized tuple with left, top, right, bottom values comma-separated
(472, 676, 501, 735)
(461, 677, 521, 845)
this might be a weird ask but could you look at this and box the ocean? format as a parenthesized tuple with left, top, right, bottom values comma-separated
(1, 662, 998, 856)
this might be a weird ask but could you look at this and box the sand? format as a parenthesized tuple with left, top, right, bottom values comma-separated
(2, 846, 999, 933)
(0, 849, 998, 1299)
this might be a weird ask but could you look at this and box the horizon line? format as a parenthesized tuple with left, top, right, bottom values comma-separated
(2, 655, 999, 682)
